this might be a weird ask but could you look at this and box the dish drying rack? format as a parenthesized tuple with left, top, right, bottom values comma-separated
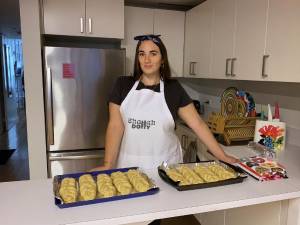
(207, 112, 257, 145)
(207, 87, 258, 145)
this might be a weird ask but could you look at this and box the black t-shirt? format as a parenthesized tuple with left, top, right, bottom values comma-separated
(109, 76, 192, 121)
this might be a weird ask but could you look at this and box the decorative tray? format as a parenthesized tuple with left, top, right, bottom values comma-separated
(237, 156, 288, 181)
(158, 161, 247, 191)
(53, 167, 159, 208)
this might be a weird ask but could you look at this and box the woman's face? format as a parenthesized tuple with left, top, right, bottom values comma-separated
(138, 40, 163, 77)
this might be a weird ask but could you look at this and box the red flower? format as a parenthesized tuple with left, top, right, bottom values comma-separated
(259, 125, 284, 139)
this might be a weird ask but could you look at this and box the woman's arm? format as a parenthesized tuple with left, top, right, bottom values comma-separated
(90, 103, 125, 171)
(178, 103, 238, 164)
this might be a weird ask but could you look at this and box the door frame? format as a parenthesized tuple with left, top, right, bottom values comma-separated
(0, 39, 7, 133)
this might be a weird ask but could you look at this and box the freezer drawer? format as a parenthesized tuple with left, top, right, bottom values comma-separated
(47, 150, 104, 178)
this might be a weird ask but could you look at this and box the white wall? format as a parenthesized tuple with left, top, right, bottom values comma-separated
(19, 0, 47, 179)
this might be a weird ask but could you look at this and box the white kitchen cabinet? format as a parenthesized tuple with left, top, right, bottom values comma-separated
(43, 0, 124, 39)
(184, 1, 213, 78)
(175, 123, 198, 162)
(194, 210, 225, 225)
(210, 0, 235, 79)
(265, 0, 300, 82)
(154, 9, 185, 77)
(175, 123, 216, 162)
(226, 202, 282, 225)
(233, 0, 268, 81)
(209, 0, 268, 80)
(43, 0, 85, 36)
(121, 7, 153, 76)
(196, 138, 216, 161)
(122, 6, 185, 77)
(196, 201, 286, 225)
(85, 0, 124, 38)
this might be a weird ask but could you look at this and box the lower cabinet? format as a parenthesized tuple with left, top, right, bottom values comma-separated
(194, 210, 225, 225)
(195, 201, 288, 225)
(175, 123, 198, 163)
(196, 139, 216, 161)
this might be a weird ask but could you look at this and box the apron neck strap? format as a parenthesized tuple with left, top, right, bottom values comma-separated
(135, 78, 164, 92)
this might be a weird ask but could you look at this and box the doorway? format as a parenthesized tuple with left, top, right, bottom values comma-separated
(0, 36, 29, 182)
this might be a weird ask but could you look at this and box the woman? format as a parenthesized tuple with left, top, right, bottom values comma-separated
(92, 34, 237, 171)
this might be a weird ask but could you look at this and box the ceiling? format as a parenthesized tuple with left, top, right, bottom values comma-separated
(0, 0, 205, 38)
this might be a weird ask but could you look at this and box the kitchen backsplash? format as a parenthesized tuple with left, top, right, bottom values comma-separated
(179, 78, 300, 147)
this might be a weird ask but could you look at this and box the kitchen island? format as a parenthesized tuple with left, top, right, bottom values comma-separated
(1, 145, 300, 225)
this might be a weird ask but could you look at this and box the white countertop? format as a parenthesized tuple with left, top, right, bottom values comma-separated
(1, 145, 300, 225)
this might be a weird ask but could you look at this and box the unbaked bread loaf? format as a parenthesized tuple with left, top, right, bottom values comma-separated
(194, 165, 220, 182)
(126, 169, 150, 192)
(177, 165, 204, 184)
(111, 171, 132, 195)
(207, 164, 236, 180)
(165, 168, 190, 186)
(59, 177, 77, 203)
(97, 174, 116, 198)
(79, 174, 97, 201)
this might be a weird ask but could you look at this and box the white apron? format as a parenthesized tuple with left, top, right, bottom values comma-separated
(117, 80, 182, 170)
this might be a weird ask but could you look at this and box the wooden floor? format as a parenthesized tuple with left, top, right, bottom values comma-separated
(0, 109, 29, 182)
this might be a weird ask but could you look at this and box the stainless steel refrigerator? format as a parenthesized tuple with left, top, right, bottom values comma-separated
(43, 46, 125, 177)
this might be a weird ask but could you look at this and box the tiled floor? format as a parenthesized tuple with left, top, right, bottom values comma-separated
(0, 109, 29, 182)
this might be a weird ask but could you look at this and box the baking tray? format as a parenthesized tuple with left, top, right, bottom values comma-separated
(158, 161, 247, 191)
(53, 167, 159, 208)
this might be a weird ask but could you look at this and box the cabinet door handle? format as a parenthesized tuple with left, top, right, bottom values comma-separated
(184, 135, 188, 149)
(262, 55, 269, 78)
(189, 62, 196, 75)
(88, 18, 92, 34)
(80, 17, 84, 33)
(231, 58, 237, 77)
(46, 67, 54, 145)
(225, 58, 231, 76)
(181, 135, 185, 148)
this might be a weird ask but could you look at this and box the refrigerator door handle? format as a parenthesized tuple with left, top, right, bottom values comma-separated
(49, 154, 103, 161)
(46, 67, 54, 145)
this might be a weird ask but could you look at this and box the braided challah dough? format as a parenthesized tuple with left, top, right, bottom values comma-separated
(97, 174, 117, 198)
(207, 164, 237, 180)
(193, 165, 220, 182)
(126, 169, 150, 192)
(111, 171, 132, 195)
(177, 166, 204, 185)
(79, 174, 97, 201)
(59, 177, 77, 203)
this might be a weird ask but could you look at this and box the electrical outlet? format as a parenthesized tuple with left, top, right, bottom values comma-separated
(204, 100, 210, 105)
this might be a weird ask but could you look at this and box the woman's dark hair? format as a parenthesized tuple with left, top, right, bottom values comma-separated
(133, 35, 171, 82)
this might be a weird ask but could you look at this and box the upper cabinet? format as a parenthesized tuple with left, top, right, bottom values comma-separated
(210, 0, 268, 81)
(185, 0, 300, 83)
(210, 0, 235, 79)
(265, 0, 300, 82)
(121, 7, 153, 76)
(122, 6, 185, 77)
(154, 9, 185, 78)
(185, 0, 268, 80)
(233, 0, 268, 81)
(43, 0, 124, 39)
(184, 1, 213, 78)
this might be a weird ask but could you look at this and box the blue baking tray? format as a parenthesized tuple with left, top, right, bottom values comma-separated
(54, 167, 159, 208)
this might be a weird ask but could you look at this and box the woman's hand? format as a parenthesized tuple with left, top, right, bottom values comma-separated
(88, 161, 113, 172)
(88, 166, 109, 172)
(221, 154, 240, 165)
